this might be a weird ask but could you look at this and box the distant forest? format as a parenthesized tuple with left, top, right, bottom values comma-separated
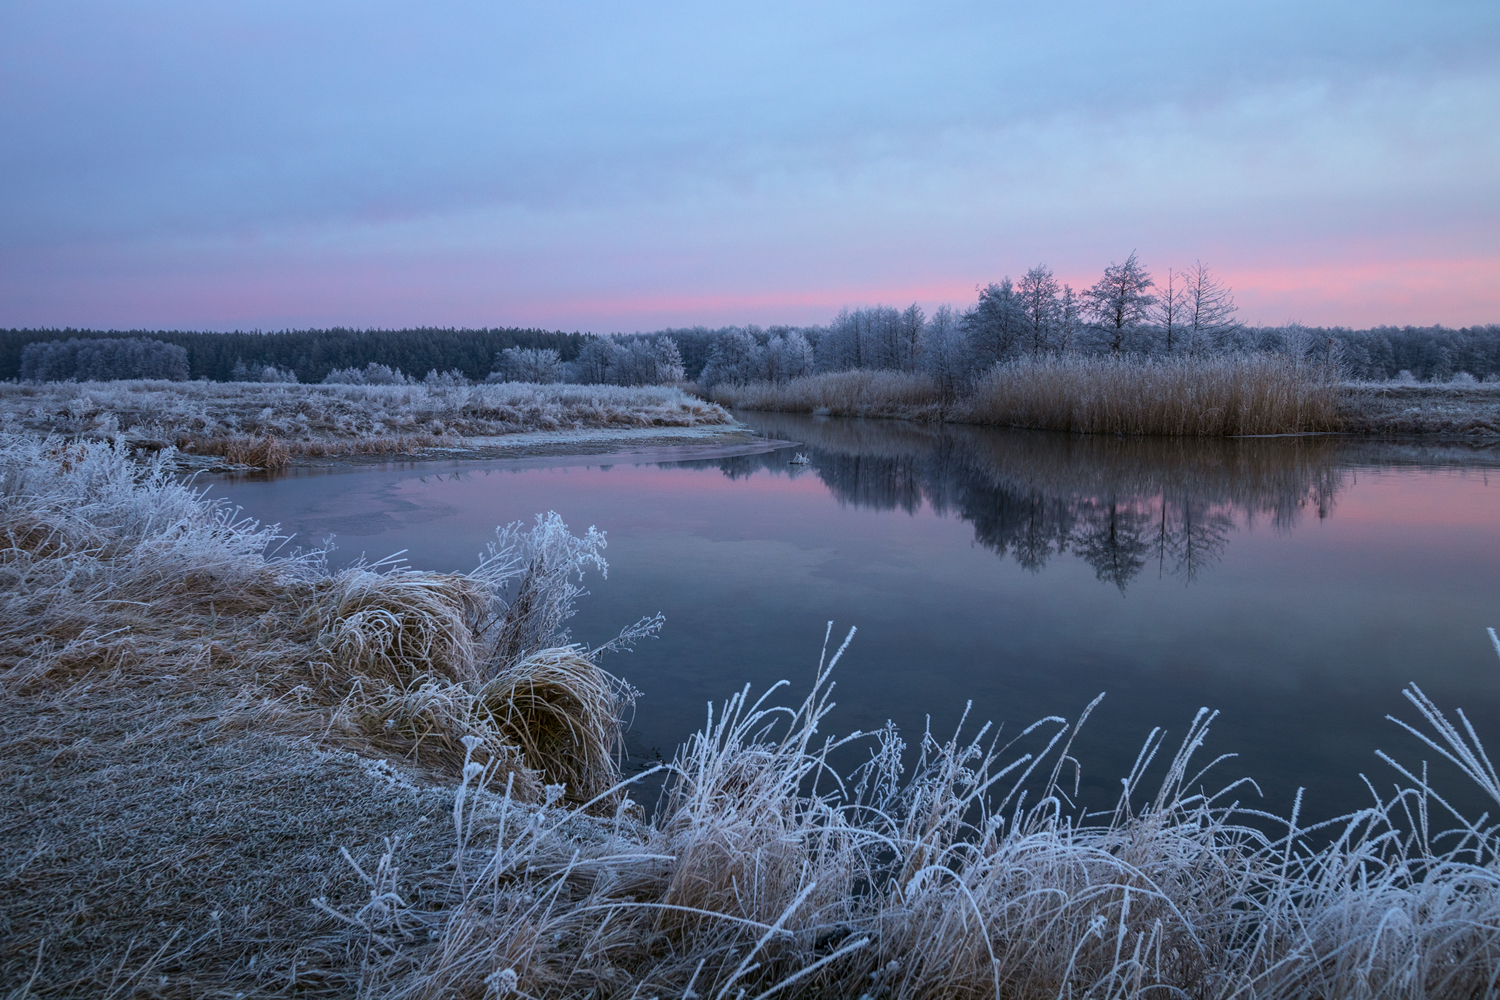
(6, 302, 1499, 387)
(0, 327, 585, 384)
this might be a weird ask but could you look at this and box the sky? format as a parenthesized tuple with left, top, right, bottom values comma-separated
(1, 1, 1497, 333)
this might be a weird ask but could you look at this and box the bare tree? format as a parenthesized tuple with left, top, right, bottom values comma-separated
(898, 303, 925, 370)
(1154, 267, 1185, 353)
(1183, 261, 1240, 354)
(1083, 251, 1156, 353)
(1057, 285, 1080, 353)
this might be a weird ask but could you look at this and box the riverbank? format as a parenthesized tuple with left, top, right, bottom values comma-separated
(5, 432, 1500, 997)
(1336, 381, 1500, 438)
(0, 379, 743, 470)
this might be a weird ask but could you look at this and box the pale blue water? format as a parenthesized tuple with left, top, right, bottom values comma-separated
(211, 414, 1500, 822)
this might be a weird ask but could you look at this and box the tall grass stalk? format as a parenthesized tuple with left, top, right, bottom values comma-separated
(711, 354, 1344, 436)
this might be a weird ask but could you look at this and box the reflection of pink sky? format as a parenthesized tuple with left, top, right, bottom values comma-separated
(1319, 471, 1500, 531)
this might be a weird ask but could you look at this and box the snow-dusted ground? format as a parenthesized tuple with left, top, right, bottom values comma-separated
(0, 378, 743, 466)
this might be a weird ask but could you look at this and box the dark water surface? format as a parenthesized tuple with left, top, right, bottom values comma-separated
(211, 414, 1500, 823)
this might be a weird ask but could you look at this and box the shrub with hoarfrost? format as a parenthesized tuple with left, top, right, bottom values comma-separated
(489, 347, 566, 384)
(323, 362, 412, 385)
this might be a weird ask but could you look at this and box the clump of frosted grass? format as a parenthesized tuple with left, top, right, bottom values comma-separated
(0, 434, 647, 989)
(318, 625, 1500, 999)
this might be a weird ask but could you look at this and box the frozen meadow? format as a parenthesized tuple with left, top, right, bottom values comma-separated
(3, 434, 1500, 997)
(0, 379, 735, 469)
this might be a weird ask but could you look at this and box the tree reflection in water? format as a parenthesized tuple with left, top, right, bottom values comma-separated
(670, 413, 1352, 591)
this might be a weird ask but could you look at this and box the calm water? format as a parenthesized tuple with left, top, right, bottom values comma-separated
(212, 414, 1500, 823)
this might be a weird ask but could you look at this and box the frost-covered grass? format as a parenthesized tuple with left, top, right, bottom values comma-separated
(5, 435, 1500, 997)
(0, 379, 733, 468)
(711, 355, 1345, 436)
(710, 368, 946, 419)
(1338, 381, 1500, 439)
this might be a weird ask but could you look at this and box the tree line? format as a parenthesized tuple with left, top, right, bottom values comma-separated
(667, 255, 1499, 387)
(7, 258, 1498, 386)
(0, 327, 585, 383)
(20, 337, 191, 382)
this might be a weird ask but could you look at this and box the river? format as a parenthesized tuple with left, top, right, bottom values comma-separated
(212, 413, 1500, 824)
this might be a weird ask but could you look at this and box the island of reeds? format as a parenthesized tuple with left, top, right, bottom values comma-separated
(4, 430, 1500, 998)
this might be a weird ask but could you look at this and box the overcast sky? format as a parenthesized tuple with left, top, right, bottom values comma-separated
(2, 1, 1497, 332)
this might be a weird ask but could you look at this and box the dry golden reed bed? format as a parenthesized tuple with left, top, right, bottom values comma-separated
(0, 380, 734, 469)
(711, 355, 1348, 435)
(5, 435, 1500, 998)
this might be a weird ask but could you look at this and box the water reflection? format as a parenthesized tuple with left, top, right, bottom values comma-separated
(676, 415, 1356, 590)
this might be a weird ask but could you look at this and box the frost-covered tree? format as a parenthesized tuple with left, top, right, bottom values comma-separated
(256, 363, 299, 383)
(922, 304, 970, 394)
(491, 347, 566, 383)
(422, 368, 469, 387)
(1056, 285, 1081, 353)
(821, 308, 875, 370)
(698, 329, 762, 388)
(573, 337, 623, 384)
(1017, 265, 1061, 355)
(609, 336, 685, 386)
(323, 362, 410, 385)
(814, 306, 922, 371)
(764, 330, 815, 382)
(896, 304, 925, 370)
(1084, 252, 1156, 353)
(962, 279, 1026, 369)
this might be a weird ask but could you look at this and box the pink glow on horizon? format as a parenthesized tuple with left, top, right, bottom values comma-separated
(1219, 256, 1500, 328)
(6, 250, 1496, 333)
